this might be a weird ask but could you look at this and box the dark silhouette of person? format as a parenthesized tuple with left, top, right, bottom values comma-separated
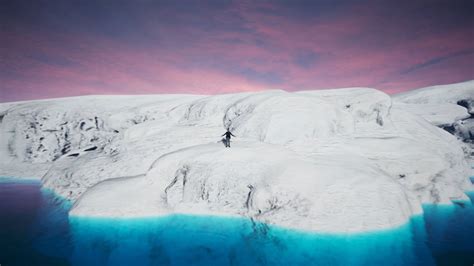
(222, 129, 236, 148)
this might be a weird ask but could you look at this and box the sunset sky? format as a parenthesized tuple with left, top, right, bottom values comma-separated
(1, 0, 473, 102)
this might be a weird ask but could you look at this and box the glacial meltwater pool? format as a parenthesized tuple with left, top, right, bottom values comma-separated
(0, 177, 473, 266)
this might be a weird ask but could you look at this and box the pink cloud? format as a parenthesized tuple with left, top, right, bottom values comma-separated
(1, 1, 472, 102)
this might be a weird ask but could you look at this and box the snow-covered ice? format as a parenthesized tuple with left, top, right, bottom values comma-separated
(394, 80, 474, 182)
(393, 80, 474, 125)
(1, 82, 473, 233)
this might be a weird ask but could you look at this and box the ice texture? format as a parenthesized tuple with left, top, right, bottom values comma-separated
(1, 82, 473, 232)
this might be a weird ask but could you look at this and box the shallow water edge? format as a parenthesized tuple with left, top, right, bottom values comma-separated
(1, 177, 473, 265)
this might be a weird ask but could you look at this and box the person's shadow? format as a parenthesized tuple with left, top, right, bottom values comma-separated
(221, 138, 228, 147)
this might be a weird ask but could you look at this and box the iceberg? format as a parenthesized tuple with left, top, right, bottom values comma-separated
(1, 82, 472, 233)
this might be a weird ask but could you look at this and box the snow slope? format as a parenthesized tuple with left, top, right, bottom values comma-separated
(393, 80, 473, 125)
(393, 80, 474, 178)
(1, 84, 473, 233)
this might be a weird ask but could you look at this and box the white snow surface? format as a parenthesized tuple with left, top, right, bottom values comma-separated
(1, 85, 473, 233)
(393, 80, 474, 125)
(394, 80, 474, 107)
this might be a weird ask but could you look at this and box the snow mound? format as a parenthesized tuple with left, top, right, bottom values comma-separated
(1, 84, 473, 233)
(394, 80, 474, 108)
(393, 80, 474, 126)
(394, 80, 474, 180)
(224, 93, 354, 144)
(394, 80, 474, 144)
(71, 142, 418, 233)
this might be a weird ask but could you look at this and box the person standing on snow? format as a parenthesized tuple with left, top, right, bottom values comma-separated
(222, 129, 236, 148)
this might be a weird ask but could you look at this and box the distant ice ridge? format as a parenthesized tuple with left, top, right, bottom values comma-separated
(1, 81, 473, 233)
(393, 80, 474, 172)
(393, 80, 473, 126)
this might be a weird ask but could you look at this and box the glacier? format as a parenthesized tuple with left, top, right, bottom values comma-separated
(0, 81, 473, 233)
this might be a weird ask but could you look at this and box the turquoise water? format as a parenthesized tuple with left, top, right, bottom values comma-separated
(0, 177, 473, 266)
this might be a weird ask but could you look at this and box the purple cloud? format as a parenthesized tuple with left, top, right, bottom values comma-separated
(1, 0, 472, 102)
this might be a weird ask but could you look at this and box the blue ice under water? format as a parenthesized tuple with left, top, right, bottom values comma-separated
(0, 177, 473, 266)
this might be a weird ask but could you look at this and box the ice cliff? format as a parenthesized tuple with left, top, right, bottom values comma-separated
(1, 81, 473, 233)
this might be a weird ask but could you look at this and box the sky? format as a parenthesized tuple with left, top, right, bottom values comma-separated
(1, 0, 473, 102)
